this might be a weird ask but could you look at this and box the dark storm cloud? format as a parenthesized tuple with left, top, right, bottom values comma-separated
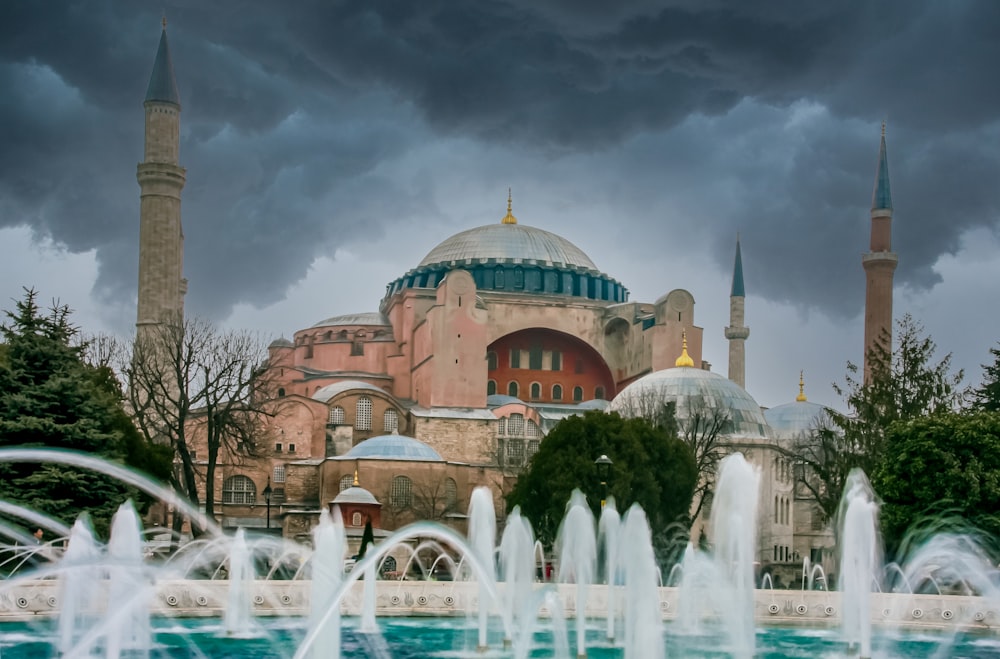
(2, 0, 999, 324)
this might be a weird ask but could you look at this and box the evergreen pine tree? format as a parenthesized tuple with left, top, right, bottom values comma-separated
(358, 518, 375, 559)
(0, 289, 169, 537)
(973, 343, 1000, 412)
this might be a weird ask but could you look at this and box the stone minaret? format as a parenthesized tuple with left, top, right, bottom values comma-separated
(862, 123, 897, 382)
(725, 236, 749, 388)
(136, 20, 186, 339)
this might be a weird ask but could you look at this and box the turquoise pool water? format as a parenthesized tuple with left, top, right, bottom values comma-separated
(1, 617, 998, 657)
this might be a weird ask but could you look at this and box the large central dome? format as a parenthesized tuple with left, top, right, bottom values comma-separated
(418, 223, 599, 271)
(383, 196, 628, 304)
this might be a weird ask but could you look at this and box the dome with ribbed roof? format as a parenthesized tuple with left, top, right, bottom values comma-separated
(334, 434, 444, 462)
(764, 400, 831, 440)
(610, 367, 769, 440)
(418, 224, 599, 270)
(384, 202, 629, 304)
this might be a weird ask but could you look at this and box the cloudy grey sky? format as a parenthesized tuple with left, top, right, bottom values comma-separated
(2, 0, 999, 409)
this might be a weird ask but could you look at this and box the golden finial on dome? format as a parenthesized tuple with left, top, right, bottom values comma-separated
(675, 329, 695, 368)
(353, 469, 360, 487)
(796, 370, 807, 402)
(501, 188, 518, 224)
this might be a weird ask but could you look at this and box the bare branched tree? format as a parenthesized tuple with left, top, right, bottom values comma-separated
(614, 388, 728, 523)
(121, 317, 280, 533)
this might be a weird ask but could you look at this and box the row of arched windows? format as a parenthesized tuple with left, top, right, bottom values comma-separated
(487, 381, 604, 401)
(327, 398, 399, 433)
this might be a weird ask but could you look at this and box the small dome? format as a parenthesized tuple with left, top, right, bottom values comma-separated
(418, 224, 599, 271)
(610, 368, 769, 440)
(269, 337, 293, 348)
(764, 400, 831, 441)
(332, 486, 380, 506)
(312, 312, 391, 328)
(337, 434, 444, 462)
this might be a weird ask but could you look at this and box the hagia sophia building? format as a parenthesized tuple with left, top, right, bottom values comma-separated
(137, 25, 895, 582)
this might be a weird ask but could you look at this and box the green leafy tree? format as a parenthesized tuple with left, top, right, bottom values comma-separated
(793, 314, 965, 524)
(0, 289, 171, 537)
(972, 343, 1000, 412)
(873, 411, 1000, 555)
(506, 410, 697, 549)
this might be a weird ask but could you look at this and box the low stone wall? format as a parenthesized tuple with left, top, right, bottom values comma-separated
(1, 580, 997, 634)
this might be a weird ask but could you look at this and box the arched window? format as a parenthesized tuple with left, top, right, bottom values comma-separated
(573, 386, 584, 402)
(329, 406, 345, 425)
(507, 381, 519, 398)
(494, 267, 505, 288)
(351, 512, 363, 527)
(487, 380, 497, 396)
(487, 351, 498, 371)
(552, 384, 563, 401)
(445, 478, 458, 510)
(339, 474, 353, 492)
(383, 408, 399, 433)
(277, 387, 286, 397)
(390, 476, 413, 508)
(381, 556, 397, 574)
(356, 397, 372, 431)
(530, 382, 541, 400)
(497, 417, 507, 435)
(222, 475, 256, 504)
(525, 421, 541, 438)
(595, 386, 605, 400)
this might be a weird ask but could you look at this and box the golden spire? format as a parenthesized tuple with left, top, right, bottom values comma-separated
(501, 188, 518, 224)
(796, 371, 807, 402)
(675, 329, 695, 368)
(353, 469, 360, 487)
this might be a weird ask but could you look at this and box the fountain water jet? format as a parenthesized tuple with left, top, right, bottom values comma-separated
(556, 490, 596, 659)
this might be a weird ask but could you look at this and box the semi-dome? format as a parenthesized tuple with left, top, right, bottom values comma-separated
(610, 367, 770, 440)
(335, 434, 444, 462)
(311, 312, 390, 328)
(383, 197, 629, 304)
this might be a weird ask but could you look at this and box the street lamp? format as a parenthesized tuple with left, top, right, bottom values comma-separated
(595, 454, 613, 510)
(262, 477, 273, 530)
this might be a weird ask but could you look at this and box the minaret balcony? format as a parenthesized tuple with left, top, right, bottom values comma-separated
(725, 326, 750, 340)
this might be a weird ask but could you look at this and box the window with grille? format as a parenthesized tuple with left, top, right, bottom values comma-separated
(527, 439, 540, 459)
(273, 465, 286, 483)
(497, 417, 507, 436)
(506, 439, 525, 466)
(530, 382, 541, 400)
(273, 488, 286, 504)
(352, 512, 363, 527)
(525, 421, 540, 438)
(494, 268, 505, 288)
(383, 408, 399, 433)
(507, 381, 519, 398)
(339, 474, 353, 492)
(513, 268, 524, 289)
(222, 475, 256, 504)
(573, 386, 583, 402)
(445, 478, 458, 510)
(356, 397, 373, 430)
(552, 384, 562, 400)
(382, 556, 397, 574)
(508, 413, 524, 436)
(329, 406, 345, 424)
(390, 476, 413, 508)
(487, 380, 497, 396)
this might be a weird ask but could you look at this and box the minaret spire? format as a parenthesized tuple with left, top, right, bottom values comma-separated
(136, 23, 186, 339)
(725, 235, 750, 388)
(862, 123, 898, 383)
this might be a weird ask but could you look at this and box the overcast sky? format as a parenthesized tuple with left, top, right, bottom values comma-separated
(2, 1, 999, 410)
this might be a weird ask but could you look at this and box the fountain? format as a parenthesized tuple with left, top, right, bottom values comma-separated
(1, 448, 1000, 658)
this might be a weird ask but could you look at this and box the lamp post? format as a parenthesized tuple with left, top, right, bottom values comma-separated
(262, 477, 273, 530)
(595, 454, 613, 510)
